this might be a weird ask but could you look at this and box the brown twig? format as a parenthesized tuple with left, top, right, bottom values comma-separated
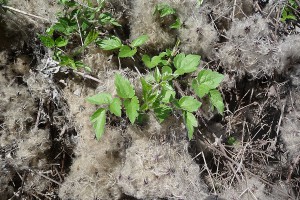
(172, 79, 185, 97)
(201, 151, 217, 195)
(205, 140, 294, 198)
(73, 71, 102, 83)
(33, 98, 44, 132)
(33, 170, 62, 186)
(287, 155, 300, 183)
(2, 5, 52, 22)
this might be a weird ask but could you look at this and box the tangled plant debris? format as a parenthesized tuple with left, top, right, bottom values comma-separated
(0, 0, 300, 199)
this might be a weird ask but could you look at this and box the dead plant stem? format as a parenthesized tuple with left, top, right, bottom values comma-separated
(201, 152, 217, 195)
(2, 5, 52, 22)
(33, 170, 62, 186)
(73, 71, 102, 83)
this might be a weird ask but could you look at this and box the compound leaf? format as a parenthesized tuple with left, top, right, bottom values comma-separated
(98, 36, 122, 50)
(178, 96, 202, 112)
(124, 96, 140, 124)
(131, 35, 149, 47)
(90, 108, 106, 140)
(114, 74, 135, 99)
(86, 93, 112, 105)
(109, 97, 122, 117)
(209, 89, 224, 114)
(118, 45, 137, 58)
(184, 111, 198, 140)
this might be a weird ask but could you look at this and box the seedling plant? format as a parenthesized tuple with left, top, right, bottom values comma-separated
(153, 3, 181, 29)
(87, 45, 224, 140)
(281, 0, 299, 22)
(39, 0, 225, 141)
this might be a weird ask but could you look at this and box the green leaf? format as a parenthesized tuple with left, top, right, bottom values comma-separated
(131, 35, 149, 47)
(58, 0, 76, 6)
(161, 89, 175, 103)
(124, 96, 140, 124)
(84, 30, 98, 46)
(55, 36, 68, 47)
(162, 66, 173, 81)
(162, 66, 172, 74)
(209, 89, 224, 114)
(154, 67, 161, 83)
(155, 3, 176, 17)
(161, 81, 174, 91)
(39, 35, 55, 48)
(86, 93, 112, 105)
(197, 69, 224, 89)
(59, 56, 76, 69)
(118, 45, 137, 58)
(52, 22, 66, 33)
(84, 65, 92, 72)
(90, 108, 106, 140)
(114, 74, 135, 98)
(142, 55, 152, 68)
(178, 96, 202, 112)
(154, 105, 172, 122)
(0, 0, 8, 5)
(45, 27, 54, 36)
(99, 12, 121, 26)
(81, 21, 89, 31)
(173, 53, 185, 69)
(74, 61, 90, 71)
(98, 36, 122, 50)
(184, 111, 198, 140)
(149, 94, 158, 105)
(96, 0, 105, 8)
(170, 18, 181, 29)
(197, 0, 204, 6)
(193, 69, 224, 99)
(145, 74, 156, 84)
(142, 55, 162, 69)
(174, 54, 201, 76)
(52, 17, 77, 35)
(152, 56, 163, 66)
(109, 97, 122, 117)
(191, 79, 209, 98)
(141, 78, 152, 100)
(227, 136, 236, 145)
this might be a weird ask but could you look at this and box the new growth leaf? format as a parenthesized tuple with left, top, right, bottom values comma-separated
(114, 74, 135, 99)
(90, 108, 106, 140)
